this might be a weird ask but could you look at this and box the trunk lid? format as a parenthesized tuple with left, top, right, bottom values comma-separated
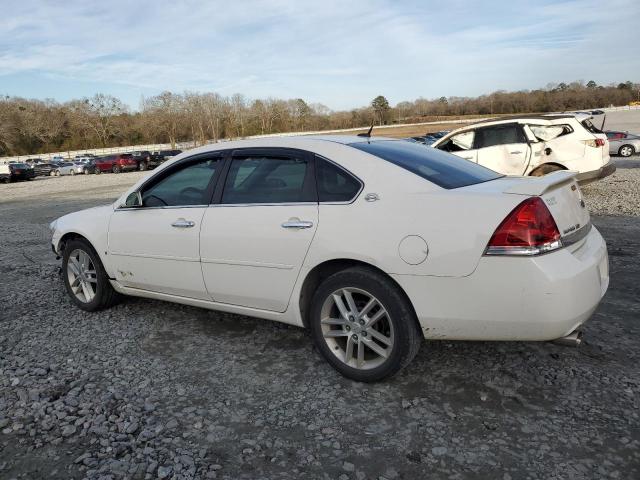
(501, 171, 590, 241)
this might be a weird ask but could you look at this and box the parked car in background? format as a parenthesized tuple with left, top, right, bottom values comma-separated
(605, 131, 640, 157)
(50, 136, 609, 381)
(52, 162, 80, 176)
(151, 149, 183, 164)
(0, 162, 36, 183)
(51, 155, 67, 163)
(74, 154, 97, 163)
(94, 154, 138, 173)
(431, 114, 614, 184)
(131, 151, 162, 171)
(33, 162, 58, 177)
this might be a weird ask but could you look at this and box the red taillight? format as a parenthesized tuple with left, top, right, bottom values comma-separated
(485, 197, 562, 256)
(595, 138, 605, 147)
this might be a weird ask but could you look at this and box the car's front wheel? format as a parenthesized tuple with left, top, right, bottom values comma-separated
(112, 165, 120, 174)
(62, 239, 120, 311)
(309, 267, 422, 382)
(619, 145, 635, 157)
(139, 162, 147, 171)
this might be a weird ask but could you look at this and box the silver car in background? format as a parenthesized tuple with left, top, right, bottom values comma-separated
(606, 131, 640, 157)
(53, 162, 92, 176)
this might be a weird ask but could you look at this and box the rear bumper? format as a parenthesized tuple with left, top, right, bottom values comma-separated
(393, 226, 609, 341)
(575, 161, 616, 184)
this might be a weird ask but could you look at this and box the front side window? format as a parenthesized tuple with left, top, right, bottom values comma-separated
(316, 157, 361, 202)
(141, 157, 220, 207)
(222, 154, 311, 204)
(474, 124, 526, 148)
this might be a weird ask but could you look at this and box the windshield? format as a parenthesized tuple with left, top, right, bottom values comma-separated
(350, 140, 502, 189)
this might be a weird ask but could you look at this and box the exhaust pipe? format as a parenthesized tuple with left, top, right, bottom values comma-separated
(552, 330, 583, 347)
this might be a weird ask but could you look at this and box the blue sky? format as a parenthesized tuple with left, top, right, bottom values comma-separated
(1, 0, 638, 111)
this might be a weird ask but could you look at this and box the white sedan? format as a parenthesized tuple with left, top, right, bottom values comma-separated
(50, 136, 609, 381)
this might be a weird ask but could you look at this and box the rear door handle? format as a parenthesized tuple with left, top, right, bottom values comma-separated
(171, 219, 195, 228)
(282, 220, 313, 229)
(510, 151, 523, 155)
(461, 156, 473, 160)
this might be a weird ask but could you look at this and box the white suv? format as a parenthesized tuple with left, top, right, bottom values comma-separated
(431, 114, 615, 183)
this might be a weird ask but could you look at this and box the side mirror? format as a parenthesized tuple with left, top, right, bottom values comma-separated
(123, 191, 143, 208)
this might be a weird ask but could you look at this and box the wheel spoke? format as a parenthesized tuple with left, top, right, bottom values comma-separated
(343, 289, 358, 316)
(323, 330, 349, 338)
(364, 338, 389, 359)
(369, 328, 392, 346)
(321, 317, 347, 326)
(70, 276, 81, 288)
(365, 308, 386, 328)
(332, 294, 350, 320)
(68, 258, 81, 276)
(344, 336, 354, 363)
(356, 340, 364, 368)
(359, 297, 377, 318)
(81, 282, 93, 302)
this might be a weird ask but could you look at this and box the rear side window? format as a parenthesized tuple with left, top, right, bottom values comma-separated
(350, 140, 501, 189)
(222, 154, 312, 204)
(316, 157, 362, 202)
(474, 124, 526, 148)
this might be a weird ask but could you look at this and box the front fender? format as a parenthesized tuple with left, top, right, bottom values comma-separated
(51, 204, 115, 277)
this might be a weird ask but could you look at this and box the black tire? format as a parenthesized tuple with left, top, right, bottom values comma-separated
(112, 165, 120, 174)
(70, 169, 76, 176)
(139, 162, 147, 171)
(530, 164, 564, 177)
(618, 144, 635, 157)
(309, 267, 422, 382)
(95, 168, 101, 175)
(62, 238, 120, 312)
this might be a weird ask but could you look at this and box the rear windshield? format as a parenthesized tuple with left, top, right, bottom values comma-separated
(350, 140, 502, 189)
(11, 163, 28, 168)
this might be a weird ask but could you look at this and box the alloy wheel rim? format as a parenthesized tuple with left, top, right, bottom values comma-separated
(320, 287, 395, 370)
(67, 249, 98, 303)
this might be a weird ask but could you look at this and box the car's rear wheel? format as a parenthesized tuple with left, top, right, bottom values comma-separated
(139, 162, 147, 171)
(95, 168, 101, 175)
(55, 170, 60, 176)
(530, 164, 564, 177)
(112, 165, 120, 174)
(62, 239, 120, 312)
(70, 169, 76, 176)
(309, 267, 421, 382)
(619, 145, 635, 157)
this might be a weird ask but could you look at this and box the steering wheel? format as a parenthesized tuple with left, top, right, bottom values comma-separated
(180, 187, 203, 198)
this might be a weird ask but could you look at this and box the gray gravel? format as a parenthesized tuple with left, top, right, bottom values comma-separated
(1, 169, 639, 479)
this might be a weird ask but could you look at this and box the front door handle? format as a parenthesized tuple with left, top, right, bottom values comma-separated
(282, 220, 313, 229)
(461, 156, 473, 160)
(510, 150, 523, 155)
(171, 218, 195, 228)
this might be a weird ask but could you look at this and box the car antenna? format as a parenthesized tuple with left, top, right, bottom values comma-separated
(357, 123, 374, 138)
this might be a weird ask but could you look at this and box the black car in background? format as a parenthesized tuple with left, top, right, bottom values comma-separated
(0, 163, 36, 183)
(32, 162, 58, 176)
(130, 151, 162, 171)
(150, 149, 182, 165)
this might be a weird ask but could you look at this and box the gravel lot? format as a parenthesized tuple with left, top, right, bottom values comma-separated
(1, 164, 639, 479)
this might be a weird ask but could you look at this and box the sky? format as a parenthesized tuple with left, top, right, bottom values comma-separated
(1, 0, 639, 111)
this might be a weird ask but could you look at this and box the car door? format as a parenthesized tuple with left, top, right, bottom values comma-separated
(200, 148, 318, 312)
(434, 130, 478, 163)
(474, 123, 531, 175)
(108, 154, 223, 300)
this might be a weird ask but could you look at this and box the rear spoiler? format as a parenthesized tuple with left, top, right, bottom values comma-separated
(503, 170, 577, 196)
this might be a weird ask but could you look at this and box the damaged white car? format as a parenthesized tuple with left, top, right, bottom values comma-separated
(431, 114, 615, 184)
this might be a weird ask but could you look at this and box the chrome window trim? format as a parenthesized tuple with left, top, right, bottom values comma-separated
(116, 204, 208, 211)
(315, 154, 364, 205)
(207, 202, 318, 208)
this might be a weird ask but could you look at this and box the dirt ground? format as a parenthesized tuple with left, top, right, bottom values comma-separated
(0, 165, 639, 479)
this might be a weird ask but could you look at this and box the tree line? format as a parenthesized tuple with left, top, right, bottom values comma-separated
(0, 80, 638, 156)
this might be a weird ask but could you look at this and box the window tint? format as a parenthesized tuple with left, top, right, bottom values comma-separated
(475, 124, 526, 148)
(141, 158, 220, 207)
(350, 140, 502, 189)
(222, 155, 310, 204)
(316, 157, 361, 202)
